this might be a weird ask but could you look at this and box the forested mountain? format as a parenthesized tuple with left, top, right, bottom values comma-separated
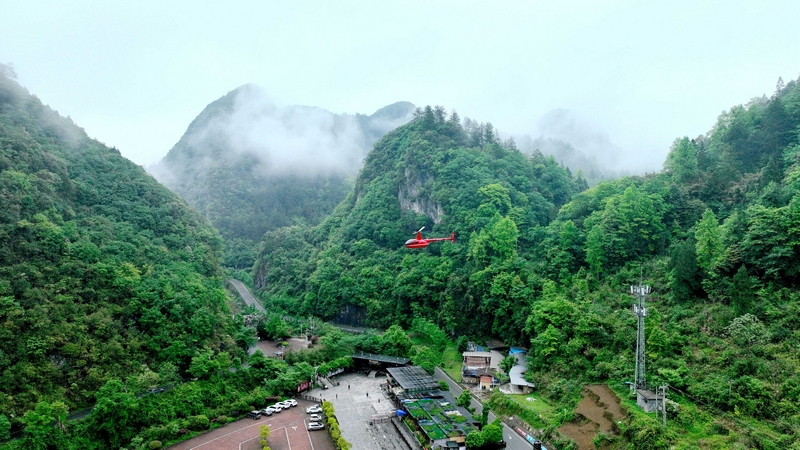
(253, 79, 800, 446)
(0, 65, 243, 426)
(151, 84, 415, 267)
(253, 106, 588, 332)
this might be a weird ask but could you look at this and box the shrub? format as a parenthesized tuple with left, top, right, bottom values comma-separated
(148, 441, 163, 449)
(187, 414, 210, 430)
(217, 415, 228, 423)
(438, 380, 449, 391)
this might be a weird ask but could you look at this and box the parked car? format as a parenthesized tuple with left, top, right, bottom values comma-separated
(284, 398, 298, 407)
(306, 405, 322, 414)
(259, 407, 275, 416)
(269, 404, 284, 412)
(308, 414, 323, 422)
(276, 401, 292, 409)
(307, 422, 324, 431)
(246, 411, 262, 420)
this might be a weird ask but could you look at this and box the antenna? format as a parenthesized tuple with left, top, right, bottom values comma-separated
(631, 272, 651, 391)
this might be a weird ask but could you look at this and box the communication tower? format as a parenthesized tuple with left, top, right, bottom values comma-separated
(631, 282, 651, 390)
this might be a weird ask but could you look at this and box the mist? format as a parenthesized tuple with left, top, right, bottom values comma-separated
(150, 84, 415, 186)
(514, 108, 669, 183)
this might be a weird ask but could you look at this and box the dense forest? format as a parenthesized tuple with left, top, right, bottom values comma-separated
(151, 85, 415, 268)
(0, 66, 254, 447)
(252, 79, 800, 447)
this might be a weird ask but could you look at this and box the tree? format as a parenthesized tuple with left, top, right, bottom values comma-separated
(90, 379, 138, 448)
(499, 355, 517, 376)
(664, 137, 699, 182)
(20, 401, 68, 450)
(380, 325, 413, 357)
(457, 389, 473, 409)
(695, 209, 722, 274)
(0, 414, 10, 441)
(465, 430, 486, 449)
(482, 420, 503, 443)
(259, 424, 271, 450)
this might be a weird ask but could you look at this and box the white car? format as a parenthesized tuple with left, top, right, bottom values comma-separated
(269, 404, 284, 412)
(308, 414, 323, 422)
(306, 405, 322, 414)
(260, 407, 276, 416)
(284, 398, 298, 407)
(307, 422, 324, 431)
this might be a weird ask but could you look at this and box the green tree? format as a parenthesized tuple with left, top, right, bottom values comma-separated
(695, 209, 722, 274)
(664, 137, 699, 182)
(499, 355, 517, 376)
(0, 414, 10, 441)
(457, 389, 473, 409)
(90, 379, 139, 448)
(482, 420, 503, 443)
(380, 325, 413, 357)
(465, 430, 486, 449)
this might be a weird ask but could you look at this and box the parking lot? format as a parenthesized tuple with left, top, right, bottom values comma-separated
(308, 372, 411, 450)
(169, 399, 334, 450)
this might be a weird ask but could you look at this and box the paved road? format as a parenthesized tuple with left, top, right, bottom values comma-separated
(227, 279, 266, 313)
(433, 368, 533, 450)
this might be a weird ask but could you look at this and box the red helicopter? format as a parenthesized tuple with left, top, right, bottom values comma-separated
(404, 227, 455, 249)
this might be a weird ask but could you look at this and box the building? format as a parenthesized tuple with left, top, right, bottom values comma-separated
(351, 352, 411, 373)
(636, 389, 662, 413)
(508, 350, 535, 394)
(462, 351, 493, 383)
(387, 366, 483, 450)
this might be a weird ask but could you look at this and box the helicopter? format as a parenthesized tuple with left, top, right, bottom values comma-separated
(404, 226, 455, 249)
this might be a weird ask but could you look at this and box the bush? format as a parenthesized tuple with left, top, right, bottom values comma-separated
(148, 441, 163, 449)
(217, 415, 228, 423)
(187, 414, 210, 430)
(438, 380, 449, 391)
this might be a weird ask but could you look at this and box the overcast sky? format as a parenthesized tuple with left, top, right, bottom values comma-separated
(2, 1, 799, 170)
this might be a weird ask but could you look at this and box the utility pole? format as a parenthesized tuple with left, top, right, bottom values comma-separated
(660, 385, 668, 427)
(631, 279, 651, 390)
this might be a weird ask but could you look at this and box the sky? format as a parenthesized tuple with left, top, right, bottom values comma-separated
(2, 0, 799, 171)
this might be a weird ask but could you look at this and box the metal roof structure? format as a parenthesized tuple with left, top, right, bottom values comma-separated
(509, 353, 535, 388)
(387, 366, 441, 393)
(351, 352, 411, 365)
(461, 351, 493, 358)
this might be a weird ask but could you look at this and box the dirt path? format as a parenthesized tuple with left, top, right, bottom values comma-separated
(558, 384, 626, 450)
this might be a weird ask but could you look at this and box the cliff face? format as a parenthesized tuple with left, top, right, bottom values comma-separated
(398, 169, 443, 224)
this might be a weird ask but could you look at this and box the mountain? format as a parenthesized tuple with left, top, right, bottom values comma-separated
(252, 106, 587, 330)
(150, 84, 415, 267)
(251, 76, 800, 447)
(0, 66, 242, 421)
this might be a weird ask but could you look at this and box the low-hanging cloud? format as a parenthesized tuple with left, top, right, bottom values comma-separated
(160, 84, 414, 182)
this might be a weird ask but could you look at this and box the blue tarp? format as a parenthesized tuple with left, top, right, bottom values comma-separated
(396, 410, 407, 416)
(510, 347, 526, 354)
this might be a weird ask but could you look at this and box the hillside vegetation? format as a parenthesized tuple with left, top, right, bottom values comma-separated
(253, 79, 800, 446)
(0, 65, 244, 433)
(152, 85, 414, 268)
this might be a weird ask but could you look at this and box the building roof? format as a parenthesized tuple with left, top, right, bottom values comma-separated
(509, 354, 535, 388)
(352, 352, 411, 365)
(636, 389, 662, 400)
(387, 366, 441, 392)
(462, 351, 493, 358)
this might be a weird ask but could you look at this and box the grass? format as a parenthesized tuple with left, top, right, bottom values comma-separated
(440, 342, 462, 382)
(409, 335, 463, 382)
(506, 392, 556, 423)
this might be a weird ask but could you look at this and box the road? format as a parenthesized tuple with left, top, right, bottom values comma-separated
(227, 279, 266, 313)
(433, 367, 534, 450)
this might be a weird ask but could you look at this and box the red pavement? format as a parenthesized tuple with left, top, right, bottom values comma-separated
(169, 400, 334, 450)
